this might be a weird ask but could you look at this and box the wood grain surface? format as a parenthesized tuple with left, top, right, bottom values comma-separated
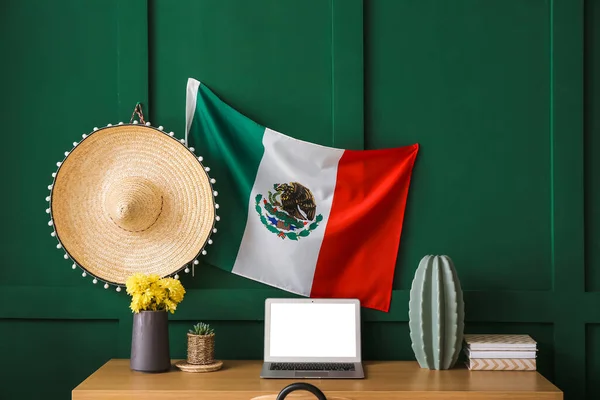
(72, 359, 562, 400)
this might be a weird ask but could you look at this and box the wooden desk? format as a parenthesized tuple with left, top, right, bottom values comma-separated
(72, 359, 562, 400)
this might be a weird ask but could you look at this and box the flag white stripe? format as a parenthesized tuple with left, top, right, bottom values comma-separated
(185, 78, 201, 146)
(232, 128, 344, 295)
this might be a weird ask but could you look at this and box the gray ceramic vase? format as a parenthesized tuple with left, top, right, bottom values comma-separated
(130, 310, 171, 372)
(409, 255, 464, 370)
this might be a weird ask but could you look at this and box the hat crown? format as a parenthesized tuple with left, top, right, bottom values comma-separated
(105, 177, 163, 232)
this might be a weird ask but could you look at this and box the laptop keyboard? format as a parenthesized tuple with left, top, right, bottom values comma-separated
(270, 362, 355, 371)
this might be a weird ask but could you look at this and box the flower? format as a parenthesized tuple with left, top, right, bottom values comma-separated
(125, 273, 186, 313)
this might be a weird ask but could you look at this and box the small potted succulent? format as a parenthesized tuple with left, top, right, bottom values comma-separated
(187, 322, 215, 365)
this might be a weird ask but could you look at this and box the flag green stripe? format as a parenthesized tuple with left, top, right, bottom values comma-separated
(188, 84, 266, 272)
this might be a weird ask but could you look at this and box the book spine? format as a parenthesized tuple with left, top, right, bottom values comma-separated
(467, 359, 536, 371)
(464, 350, 537, 359)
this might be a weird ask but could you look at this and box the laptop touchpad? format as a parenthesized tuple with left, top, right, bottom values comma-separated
(296, 372, 329, 378)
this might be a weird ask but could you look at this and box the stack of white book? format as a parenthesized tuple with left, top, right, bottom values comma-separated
(463, 334, 537, 371)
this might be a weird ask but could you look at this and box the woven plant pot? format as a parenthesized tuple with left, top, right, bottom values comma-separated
(187, 333, 215, 365)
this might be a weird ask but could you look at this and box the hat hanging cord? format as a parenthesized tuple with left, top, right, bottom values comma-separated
(130, 103, 146, 124)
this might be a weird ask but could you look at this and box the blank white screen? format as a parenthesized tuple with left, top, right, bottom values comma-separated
(269, 303, 356, 358)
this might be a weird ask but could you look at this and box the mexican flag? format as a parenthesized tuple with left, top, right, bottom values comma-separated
(186, 78, 418, 312)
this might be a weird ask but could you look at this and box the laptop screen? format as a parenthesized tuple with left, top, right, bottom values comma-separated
(268, 302, 357, 358)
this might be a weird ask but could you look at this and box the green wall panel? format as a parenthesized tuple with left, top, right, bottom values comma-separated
(148, 0, 333, 144)
(362, 322, 414, 360)
(585, 0, 600, 292)
(0, 0, 119, 287)
(586, 324, 600, 400)
(365, 0, 552, 292)
(0, 319, 118, 400)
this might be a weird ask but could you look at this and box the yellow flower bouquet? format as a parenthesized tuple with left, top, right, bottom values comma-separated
(125, 273, 186, 314)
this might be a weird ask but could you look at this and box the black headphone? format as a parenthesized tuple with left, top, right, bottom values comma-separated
(276, 382, 327, 400)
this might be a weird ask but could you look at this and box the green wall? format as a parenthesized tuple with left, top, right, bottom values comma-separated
(0, 0, 597, 399)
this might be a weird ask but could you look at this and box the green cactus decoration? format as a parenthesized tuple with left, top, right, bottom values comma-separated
(189, 322, 214, 336)
(409, 255, 464, 370)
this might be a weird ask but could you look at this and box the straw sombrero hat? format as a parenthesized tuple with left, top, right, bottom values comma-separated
(46, 122, 218, 290)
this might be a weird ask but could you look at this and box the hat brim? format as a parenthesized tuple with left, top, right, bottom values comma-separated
(51, 125, 215, 284)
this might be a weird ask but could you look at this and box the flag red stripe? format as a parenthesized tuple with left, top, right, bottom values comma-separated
(310, 144, 419, 312)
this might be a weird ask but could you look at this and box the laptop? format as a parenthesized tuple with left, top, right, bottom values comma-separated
(260, 298, 364, 379)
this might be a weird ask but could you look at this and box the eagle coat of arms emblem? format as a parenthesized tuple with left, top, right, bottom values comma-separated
(255, 182, 323, 240)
